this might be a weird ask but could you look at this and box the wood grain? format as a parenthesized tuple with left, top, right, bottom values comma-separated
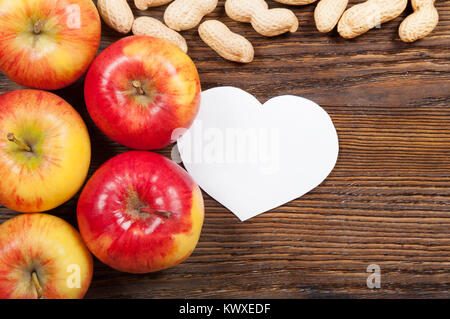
(0, 0, 449, 298)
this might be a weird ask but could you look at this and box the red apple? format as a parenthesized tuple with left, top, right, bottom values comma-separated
(0, 0, 101, 90)
(77, 151, 204, 273)
(84, 36, 201, 150)
(0, 213, 93, 299)
(0, 89, 91, 213)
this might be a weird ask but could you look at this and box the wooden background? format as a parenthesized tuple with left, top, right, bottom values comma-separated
(0, 0, 449, 298)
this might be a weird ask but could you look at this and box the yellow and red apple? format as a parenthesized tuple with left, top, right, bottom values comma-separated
(0, 90, 91, 213)
(84, 36, 201, 150)
(0, 0, 101, 90)
(77, 151, 204, 273)
(0, 213, 93, 299)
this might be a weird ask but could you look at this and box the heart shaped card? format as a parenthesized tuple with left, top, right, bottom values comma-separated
(177, 87, 339, 221)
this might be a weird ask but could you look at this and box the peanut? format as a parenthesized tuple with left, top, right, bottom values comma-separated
(97, 0, 134, 34)
(198, 20, 254, 63)
(164, 0, 218, 31)
(399, 0, 439, 42)
(225, 0, 299, 37)
(132, 17, 188, 53)
(338, 0, 407, 39)
(273, 0, 317, 5)
(225, 0, 268, 23)
(134, 0, 173, 10)
(314, 0, 348, 33)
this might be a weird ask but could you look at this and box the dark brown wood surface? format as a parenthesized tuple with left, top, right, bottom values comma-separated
(1, 0, 449, 298)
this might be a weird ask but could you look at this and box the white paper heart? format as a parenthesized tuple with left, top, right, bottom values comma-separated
(177, 87, 339, 221)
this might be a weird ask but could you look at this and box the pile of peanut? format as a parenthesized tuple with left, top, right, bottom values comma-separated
(98, 0, 440, 63)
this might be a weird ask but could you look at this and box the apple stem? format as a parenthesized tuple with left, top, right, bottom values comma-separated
(7, 133, 31, 152)
(132, 80, 145, 95)
(141, 207, 172, 219)
(33, 20, 45, 35)
(31, 272, 45, 299)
